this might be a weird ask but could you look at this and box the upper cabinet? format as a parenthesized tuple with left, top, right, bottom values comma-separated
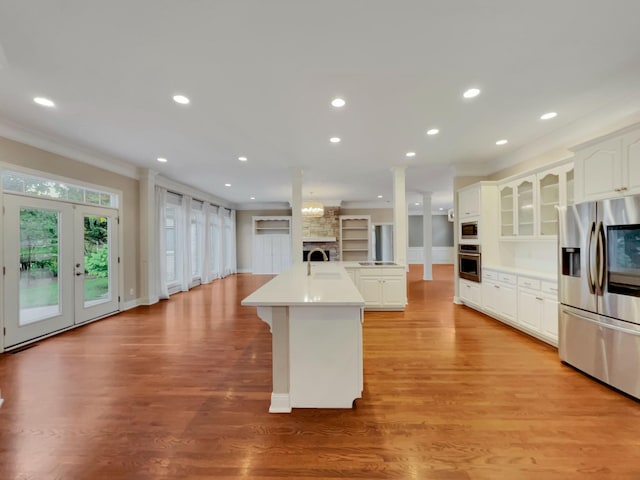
(458, 185, 481, 219)
(573, 123, 640, 202)
(516, 177, 536, 237)
(499, 163, 573, 239)
(499, 185, 514, 237)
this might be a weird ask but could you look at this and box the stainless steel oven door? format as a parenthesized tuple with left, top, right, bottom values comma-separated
(459, 252, 481, 282)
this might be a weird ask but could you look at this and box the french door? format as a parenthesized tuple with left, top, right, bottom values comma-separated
(3, 195, 119, 348)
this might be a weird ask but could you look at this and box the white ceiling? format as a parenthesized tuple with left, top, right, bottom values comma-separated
(1, 1, 640, 213)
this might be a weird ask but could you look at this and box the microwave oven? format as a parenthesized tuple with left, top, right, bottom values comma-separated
(461, 220, 478, 240)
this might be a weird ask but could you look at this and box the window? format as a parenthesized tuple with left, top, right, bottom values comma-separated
(3, 170, 118, 207)
(190, 202, 204, 282)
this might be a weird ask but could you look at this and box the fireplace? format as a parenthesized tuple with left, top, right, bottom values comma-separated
(303, 250, 331, 262)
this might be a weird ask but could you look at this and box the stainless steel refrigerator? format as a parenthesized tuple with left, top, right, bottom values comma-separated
(558, 195, 640, 399)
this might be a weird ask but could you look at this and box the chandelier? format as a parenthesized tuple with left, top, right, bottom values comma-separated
(301, 200, 324, 217)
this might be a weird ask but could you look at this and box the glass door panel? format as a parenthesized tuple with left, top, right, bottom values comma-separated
(517, 180, 535, 236)
(500, 186, 514, 236)
(3, 195, 74, 348)
(75, 206, 119, 324)
(19, 207, 61, 325)
(539, 173, 559, 236)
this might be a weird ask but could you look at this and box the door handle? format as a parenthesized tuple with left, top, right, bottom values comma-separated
(75, 272, 83, 276)
(595, 221, 606, 295)
(586, 221, 596, 294)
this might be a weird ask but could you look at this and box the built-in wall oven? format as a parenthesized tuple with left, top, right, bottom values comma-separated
(459, 244, 481, 282)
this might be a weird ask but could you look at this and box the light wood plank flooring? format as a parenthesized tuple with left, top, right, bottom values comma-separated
(1, 265, 639, 479)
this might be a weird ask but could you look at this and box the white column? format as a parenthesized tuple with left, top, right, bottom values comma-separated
(422, 191, 433, 280)
(139, 169, 159, 305)
(392, 166, 408, 268)
(291, 168, 303, 264)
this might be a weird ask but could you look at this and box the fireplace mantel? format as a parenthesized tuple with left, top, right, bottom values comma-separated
(303, 236, 337, 243)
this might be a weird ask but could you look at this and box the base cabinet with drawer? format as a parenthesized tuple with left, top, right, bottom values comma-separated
(459, 269, 558, 347)
(358, 267, 406, 310)
(481, 270, 517, 322)
(345, 266, 406, 311)
(459, 279, 482, 308)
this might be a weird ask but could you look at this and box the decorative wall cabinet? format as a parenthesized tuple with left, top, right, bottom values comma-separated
(340, 215, 371, 262)
(499, 162, 573, 239)
(573, 123, 640, 202)
(252, 216, 292, 274)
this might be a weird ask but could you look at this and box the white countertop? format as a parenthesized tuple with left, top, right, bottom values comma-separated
(241, 262, 365, 307)
(483, 264, 558, 282)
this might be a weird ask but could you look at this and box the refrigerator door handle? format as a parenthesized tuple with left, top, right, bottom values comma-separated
(587, 221, 596, 294)
(595, 221, 606, 295)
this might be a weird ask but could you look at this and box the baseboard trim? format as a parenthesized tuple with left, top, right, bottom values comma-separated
(269, 393, 292, 413)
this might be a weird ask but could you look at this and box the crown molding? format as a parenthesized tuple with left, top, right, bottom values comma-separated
(0, 118, 139, 179)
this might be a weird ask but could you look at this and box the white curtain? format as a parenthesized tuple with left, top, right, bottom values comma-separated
(201, 203, 215, 284)
(155, 186, 170, 300)
(180, 195, 192, 292)
(229, 209, 237, 275)
(219, 207, 228, 278)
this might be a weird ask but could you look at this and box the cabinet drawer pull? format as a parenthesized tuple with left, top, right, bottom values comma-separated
(536, 297, 543, 301)
(494, 285, 500, 289)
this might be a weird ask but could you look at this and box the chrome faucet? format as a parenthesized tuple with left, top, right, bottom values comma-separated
(307, 247, 328, 275)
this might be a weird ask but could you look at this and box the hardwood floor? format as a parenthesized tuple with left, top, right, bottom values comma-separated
(1, 265, 639, 479)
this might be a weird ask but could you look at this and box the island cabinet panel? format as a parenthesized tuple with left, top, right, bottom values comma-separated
(289, 306, 363, 408)
(241, 263, 365, 413)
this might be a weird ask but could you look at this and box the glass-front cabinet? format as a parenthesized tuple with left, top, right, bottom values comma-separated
(516, 177, 536, 236)
(500, 185, 515, 236)
(538, 171, 560, 236)
(499, 162, 573, 239)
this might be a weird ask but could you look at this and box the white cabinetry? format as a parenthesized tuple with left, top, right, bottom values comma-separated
(481, 270, 517, 322)
(499, 162, 573, 239)
(357, 267, 406, 310)
(252, 216, 292, 274)
(340, 216, 371, 262)
(459, 279, 481, 308)
(573, 123, 640, 202)
(461, 268, 559, 347)
(516, 276, 559, 345)
(458, 186, 481, 219)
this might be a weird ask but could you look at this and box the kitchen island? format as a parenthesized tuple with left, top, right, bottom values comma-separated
(241, 262, 365, 413)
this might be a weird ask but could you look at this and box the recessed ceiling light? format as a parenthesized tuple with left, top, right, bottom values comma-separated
(224, 183, 231, 187)
(439, 207, 444, 210)
(463, 88, 481, 99)
(34, 97, 55, 107)
(330, 137, 341, 143)
(415, 202, 420, 206)
(331, 98, 346, 108)
(377, 195, 383, 199)
(496, 139, 508, 145)
(540, 112, 557, 120)
(250, 196, 255, 200)
(173, 94, 190, 104)
(406, 152, 416, 157)
(238, 156, 248, 162)
(157, 157, 168, 163)
(427, 128, 439, 136)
